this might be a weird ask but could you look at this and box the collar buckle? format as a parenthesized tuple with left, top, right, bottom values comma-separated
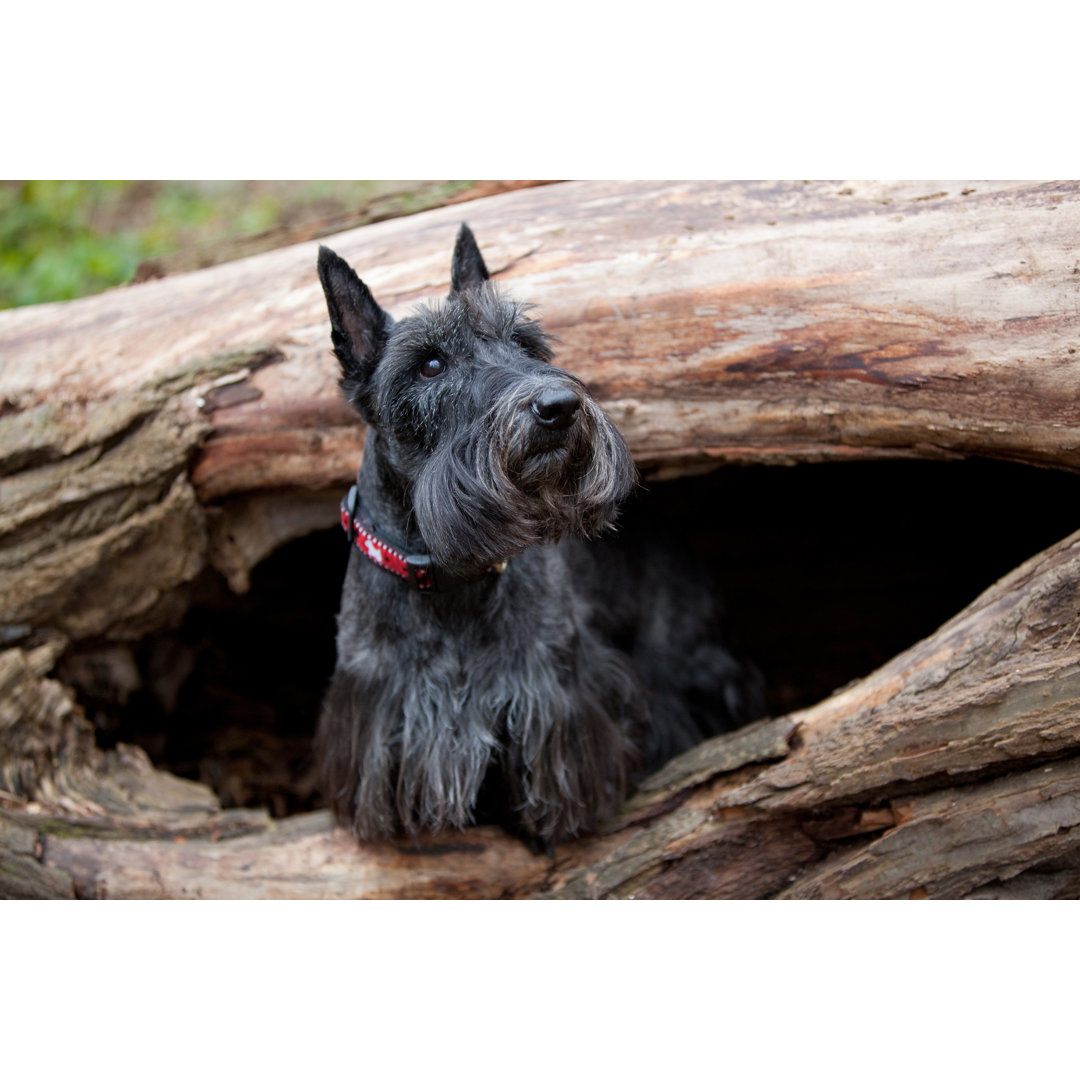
(341, 485, 360, 543)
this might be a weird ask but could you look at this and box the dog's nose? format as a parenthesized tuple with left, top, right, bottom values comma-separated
(531, 388, 581, 430)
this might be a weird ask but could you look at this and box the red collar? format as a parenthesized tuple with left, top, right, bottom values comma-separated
(340, 486, 508, 593)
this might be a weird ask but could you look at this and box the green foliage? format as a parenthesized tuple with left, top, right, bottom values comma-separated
(0, 180, 479, 311)
(0, 181, 147, 309)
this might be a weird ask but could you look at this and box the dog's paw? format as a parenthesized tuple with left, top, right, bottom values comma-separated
(523, 832, 556, 858)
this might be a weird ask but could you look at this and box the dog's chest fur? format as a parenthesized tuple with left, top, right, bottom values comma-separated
(325, 538, 642, 842)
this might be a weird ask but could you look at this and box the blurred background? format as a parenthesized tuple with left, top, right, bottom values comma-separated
(0, 180, 548, 310)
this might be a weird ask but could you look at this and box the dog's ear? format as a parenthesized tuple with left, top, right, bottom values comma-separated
(450, 223, 490, 294)
(317, 246, 392, 415)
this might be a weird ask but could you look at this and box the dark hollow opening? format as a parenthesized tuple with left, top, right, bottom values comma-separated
(82, 533, 349, 818)
(73, 458, 1080, 818)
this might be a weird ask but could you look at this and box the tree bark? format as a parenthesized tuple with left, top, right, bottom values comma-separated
(3, 180, 1079, 619)
(6, 518, 1080, 899)
(2, 179, 1079, 898)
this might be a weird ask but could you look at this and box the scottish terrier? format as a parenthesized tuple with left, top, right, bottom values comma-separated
(315, 225, 762, 847)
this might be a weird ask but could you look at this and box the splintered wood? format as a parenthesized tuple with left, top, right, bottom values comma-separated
(2, 180, 1079, 898)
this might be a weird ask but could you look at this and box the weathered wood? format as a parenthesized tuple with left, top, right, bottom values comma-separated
(2, 522, 1076, 899)
(130, 181, 556, 280)
(3, 179, 1080, 898)
(3, 181, 1079, 637)
(0, 799, 74, 899)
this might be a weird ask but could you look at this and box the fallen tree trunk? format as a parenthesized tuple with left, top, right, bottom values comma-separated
(2, 179, 1080, 898)
(3, 180, 1079, 620)
(6, 519, 1080, 899)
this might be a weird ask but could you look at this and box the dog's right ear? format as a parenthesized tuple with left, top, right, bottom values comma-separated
(317, 246, 392, 415)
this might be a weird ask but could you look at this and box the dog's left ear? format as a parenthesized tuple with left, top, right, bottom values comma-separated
(450, 223, 490, 294)
(317, 246, 392, 416)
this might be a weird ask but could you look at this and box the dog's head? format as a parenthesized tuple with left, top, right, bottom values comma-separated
(317, 225, 636, 573)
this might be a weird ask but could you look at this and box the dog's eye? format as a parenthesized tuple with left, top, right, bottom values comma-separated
(420, 356, 445, 379)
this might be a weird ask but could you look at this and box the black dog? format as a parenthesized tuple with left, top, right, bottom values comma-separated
(315, 225, 762, 847)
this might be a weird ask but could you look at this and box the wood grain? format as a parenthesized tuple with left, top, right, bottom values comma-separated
(0, 522, 1073, 899)
(3, 180, 1080, 898)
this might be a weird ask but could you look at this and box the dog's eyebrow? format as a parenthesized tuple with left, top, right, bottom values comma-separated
(509, 317, 554, 359)
(393, 311, 459, 357)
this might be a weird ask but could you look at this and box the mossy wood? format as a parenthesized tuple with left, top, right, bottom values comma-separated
(2, 180, 1079, 898)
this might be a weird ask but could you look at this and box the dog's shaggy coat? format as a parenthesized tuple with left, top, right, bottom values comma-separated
(316, 226, 762, 845)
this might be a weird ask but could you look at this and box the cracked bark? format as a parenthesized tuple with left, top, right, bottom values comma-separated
(2, 180, 1080, 898)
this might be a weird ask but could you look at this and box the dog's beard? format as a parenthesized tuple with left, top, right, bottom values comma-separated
(413, 388, 636, 575)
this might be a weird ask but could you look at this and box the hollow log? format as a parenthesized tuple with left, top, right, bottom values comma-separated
(2, 179, 1079, 899)
(6, 522, 1080, 899)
